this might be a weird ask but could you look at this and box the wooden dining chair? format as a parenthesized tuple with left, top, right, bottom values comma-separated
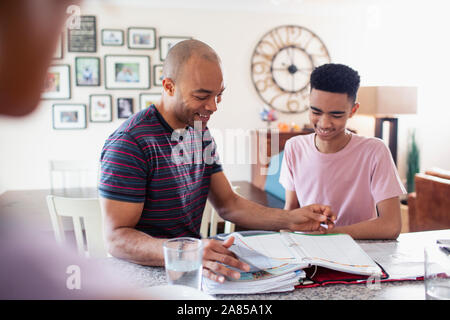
(200, 185, 239, 238)
(46, 195, 108, 258)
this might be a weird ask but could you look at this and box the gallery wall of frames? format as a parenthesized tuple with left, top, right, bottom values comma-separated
(44, 15, 191, 130)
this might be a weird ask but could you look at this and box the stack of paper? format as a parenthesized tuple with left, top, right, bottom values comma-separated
(202, 233, 305, 295)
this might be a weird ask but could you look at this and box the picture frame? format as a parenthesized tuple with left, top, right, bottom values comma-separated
(52, 104, 86, 130)
(102, 29, 124, 46)
(153, 64, 163, 87)
(117, 98, 134, 119)
(53, 34, 63, 59)
(42, 65, 71, 100)
(140, 93, 161, 110)
(75, 57, 100, 86)
(159, 36, 192, 61)
(104, 55, 150, 90)
(90, 94, 112, 122)
(68, 15, 97, 53)
(127, 27, 156, 49)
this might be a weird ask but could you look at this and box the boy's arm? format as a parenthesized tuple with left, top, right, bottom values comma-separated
(329, 196, 402, 240)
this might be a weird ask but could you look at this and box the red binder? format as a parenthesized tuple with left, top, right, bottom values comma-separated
(296, 264, 423, 288)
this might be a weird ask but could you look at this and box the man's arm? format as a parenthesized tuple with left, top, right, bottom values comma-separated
(329, 196, 402, 240)
(199, 172, 334, 282)
(101, 196, 251, 283)
(100, 197, 167, 266)
(208, 172, 335, 233)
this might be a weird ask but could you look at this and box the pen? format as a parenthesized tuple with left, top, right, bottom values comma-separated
(320, 216, 335, 227)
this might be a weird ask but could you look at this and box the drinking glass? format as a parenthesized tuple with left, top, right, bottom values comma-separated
(424, 244, 450, 300)
(163, 237, 203, 290)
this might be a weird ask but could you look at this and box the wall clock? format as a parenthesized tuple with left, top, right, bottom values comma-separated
(251, 25, 330, 113)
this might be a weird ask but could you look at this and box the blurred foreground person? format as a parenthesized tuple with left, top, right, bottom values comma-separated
(0, 0, 142, 299)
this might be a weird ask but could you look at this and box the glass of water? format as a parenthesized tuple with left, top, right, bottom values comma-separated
(163, 237, 203, 290)
(424, 244, 450, 300)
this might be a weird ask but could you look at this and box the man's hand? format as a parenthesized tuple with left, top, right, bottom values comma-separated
(201, 236, 250, 283)
(286, 204, 336, 233)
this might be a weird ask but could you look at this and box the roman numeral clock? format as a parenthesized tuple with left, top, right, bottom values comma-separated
(251, 25, 331, 113)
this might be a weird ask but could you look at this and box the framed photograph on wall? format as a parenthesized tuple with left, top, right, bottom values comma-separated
(117, 97, 134, 119)
(68, 16, 97, 53)
(75, 57, 100, 86)
(105, 55, 150, 89)
(159, 36, 192, 61)
(102, 29, 124, 46)
(90, 95, 112, 122)
(52, 104, 86, 129)
(140, 93, 161, 110)
(153, 64, 163, 87)
(42, 65, 71, 100)
(128, 27, 156, 49)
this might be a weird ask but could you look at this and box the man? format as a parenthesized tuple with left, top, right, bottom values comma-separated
(280, 63, 406, 240)
(99, 39, 335, 283)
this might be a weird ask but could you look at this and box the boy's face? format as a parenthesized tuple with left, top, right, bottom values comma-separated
(309, 88, 358, 142)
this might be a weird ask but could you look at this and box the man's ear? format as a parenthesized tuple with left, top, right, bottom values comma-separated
(349, 102, 359, 118)
(162, 78, 176, 96)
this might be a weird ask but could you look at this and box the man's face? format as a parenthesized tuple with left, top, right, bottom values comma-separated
(173, 56, 225, 129)
(309, 88, 357, 142)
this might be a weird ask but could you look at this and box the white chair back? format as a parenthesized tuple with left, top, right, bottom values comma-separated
(200, 185, 239, 238)
(46, 195, 107, 258)
(49, 160, 99, 191)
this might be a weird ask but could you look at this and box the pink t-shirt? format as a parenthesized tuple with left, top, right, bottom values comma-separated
(279, 133, 406, 226)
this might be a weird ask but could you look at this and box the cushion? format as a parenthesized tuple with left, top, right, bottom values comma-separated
(264, 150, 285, 201)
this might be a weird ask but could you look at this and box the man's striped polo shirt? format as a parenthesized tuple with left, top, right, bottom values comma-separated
(99, 104, 222, 238)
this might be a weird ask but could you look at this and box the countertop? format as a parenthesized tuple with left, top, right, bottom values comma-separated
(104, 230, 450, 300)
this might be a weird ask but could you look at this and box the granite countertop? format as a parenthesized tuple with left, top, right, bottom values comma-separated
(105, 256, 426, 300)
(103, 230, 450, 300)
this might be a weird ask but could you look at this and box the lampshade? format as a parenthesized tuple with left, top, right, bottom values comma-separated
(356, 86, 417, 116)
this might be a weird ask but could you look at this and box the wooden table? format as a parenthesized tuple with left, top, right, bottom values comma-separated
(0, 181, 280, 232)
(0, 187, 98, 231)
(232, 180, 284, 209)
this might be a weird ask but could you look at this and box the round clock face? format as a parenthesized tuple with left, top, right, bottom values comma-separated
(251, 25, 331, 113)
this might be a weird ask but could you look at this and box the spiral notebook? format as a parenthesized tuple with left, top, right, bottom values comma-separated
(229, 232, 383, 277)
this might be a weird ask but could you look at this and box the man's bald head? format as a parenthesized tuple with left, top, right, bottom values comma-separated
(162, 39, 221, 83)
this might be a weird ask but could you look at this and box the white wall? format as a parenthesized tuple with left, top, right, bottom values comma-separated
(1, 0, 449, 193)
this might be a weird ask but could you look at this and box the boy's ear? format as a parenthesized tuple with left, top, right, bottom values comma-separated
(349, 102, 359, 118)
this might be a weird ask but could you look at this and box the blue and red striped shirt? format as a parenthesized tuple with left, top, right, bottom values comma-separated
(99, 105, 222, 238)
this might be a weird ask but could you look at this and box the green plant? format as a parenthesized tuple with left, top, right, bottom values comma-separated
(406, 130, 420, 193)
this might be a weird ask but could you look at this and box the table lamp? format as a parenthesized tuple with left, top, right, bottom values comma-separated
(356, 86, 417, 165)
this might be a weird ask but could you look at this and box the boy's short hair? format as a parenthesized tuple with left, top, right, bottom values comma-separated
(310, 63, 360, 103)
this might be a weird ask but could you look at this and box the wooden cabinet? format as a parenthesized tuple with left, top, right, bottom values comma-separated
(250, 129, 313, 190)
(407, 169, 450, 232)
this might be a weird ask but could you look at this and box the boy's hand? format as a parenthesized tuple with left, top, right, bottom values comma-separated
(287, 204, 336, 233)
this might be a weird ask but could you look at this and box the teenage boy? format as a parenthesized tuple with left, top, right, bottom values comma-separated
(280, 63, 406, 239)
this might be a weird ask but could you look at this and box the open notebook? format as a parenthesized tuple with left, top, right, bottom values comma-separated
(228, 232, 383, 277)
